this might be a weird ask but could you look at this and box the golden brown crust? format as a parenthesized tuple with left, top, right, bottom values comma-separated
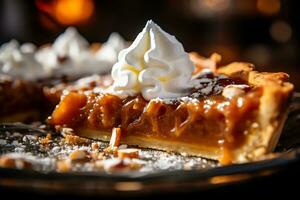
(189, 52, 221, 73)
(217, 62, 254, 81)
(217, 62, 294, 163)
(77, 129, 221, 160)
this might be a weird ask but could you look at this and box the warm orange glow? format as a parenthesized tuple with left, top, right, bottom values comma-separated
(202, 0, 230, 12)
(270, 20, 292, 43)
(55, 0, 94, 25)
(257, 0, 280, 15)
(36, 0, 94, 26)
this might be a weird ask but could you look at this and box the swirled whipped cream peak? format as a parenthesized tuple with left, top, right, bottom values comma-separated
(110, 20, 195, 100)
(35, 27, 90, 74)
(95, 32, 128, 63)
(35, 28, 127, 76)
(53, 27, 89, 60)
(0, 40, 48, 80)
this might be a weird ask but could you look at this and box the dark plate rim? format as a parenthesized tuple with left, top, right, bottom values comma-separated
(0, 147, 299, 183)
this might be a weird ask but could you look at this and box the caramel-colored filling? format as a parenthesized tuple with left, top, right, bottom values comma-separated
(0, 78, 44, 116)
(49, 73, 262, 156)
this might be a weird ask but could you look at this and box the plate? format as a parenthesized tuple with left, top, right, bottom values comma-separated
(0, 93, 300, 196)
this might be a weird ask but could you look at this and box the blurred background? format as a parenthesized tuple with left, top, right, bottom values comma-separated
(0, 0, 299, 90)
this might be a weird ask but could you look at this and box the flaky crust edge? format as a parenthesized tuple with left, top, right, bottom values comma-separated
(217, 62, 294, 163)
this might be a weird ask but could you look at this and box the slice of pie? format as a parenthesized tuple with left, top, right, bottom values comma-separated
(0, 73, 112, 123)
(0, 28, 126, 123)
(0, 76, 44, 122)
(48, 20, 293, 164)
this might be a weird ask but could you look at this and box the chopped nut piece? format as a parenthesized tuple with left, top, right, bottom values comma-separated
(90, 151, 99, 160)
(98, 158, 143, 172)
(104, 146, 118, 155)
(39, 133, 52, 145)
(127, 161, 143, 170)
(102, 158, 124, 172)
(59, 127, 75, 135)
(69, 149, 89, 161)
(109, 127, 122, 148)
(64, 134, 90, 145)
(117, 148, 140, 159)
(91, 151, 104, 161)
(46, 133, 52, 140)
(91, 142, 99, 150)
(97, 152, 104, 160)
(57, 160, 71, 172)
(222, 84, 249, 99)
(0, 156, 32, 169)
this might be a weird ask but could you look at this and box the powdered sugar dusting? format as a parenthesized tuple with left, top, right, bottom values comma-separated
(148, 72, 245, 104)
(0, 124, 217, 173)
(150, 96, 199, 104)
(190, 70, 246, 99)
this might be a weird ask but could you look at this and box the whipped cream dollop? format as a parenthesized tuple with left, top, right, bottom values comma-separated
(35, 28, 127, 77)
(35, 27, 91, 76)
(95, 32, 128, 64)
(53, 27, 89, 62)
(0, 40, 48, 80)
(110, 20, 195, 100)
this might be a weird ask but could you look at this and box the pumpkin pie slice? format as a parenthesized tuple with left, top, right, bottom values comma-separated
(48, 55, 293, 164)
(48, 20, 293, 164)
(0, 76, 44, 122)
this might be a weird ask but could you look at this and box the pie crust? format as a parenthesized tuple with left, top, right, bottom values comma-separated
(48, 53, 294, 164)
(216, 62, 293, 163)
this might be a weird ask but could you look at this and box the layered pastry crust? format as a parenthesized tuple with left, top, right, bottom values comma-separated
(216, 61, 293, 163)
(77, 130, 222, 160)
(49, 53, 293, 164)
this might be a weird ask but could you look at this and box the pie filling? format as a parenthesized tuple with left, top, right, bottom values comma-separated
(0, 78, 44, 117)
(0, 75, 84, 121)
(49, 71, 262, 161)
